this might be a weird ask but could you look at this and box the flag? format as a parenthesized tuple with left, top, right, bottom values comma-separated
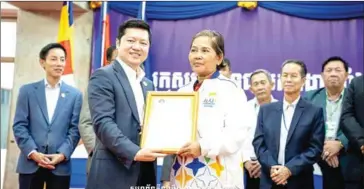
(92, 2, 111, 73)
(101, 2, 111, 67)
(58, 1, 75, 86)
(137, 1, 153, 80)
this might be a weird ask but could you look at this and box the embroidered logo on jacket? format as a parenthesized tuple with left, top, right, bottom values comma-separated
(203, 92, 216, 107)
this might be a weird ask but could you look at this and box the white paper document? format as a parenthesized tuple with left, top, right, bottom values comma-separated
(143, 96, 194, 150)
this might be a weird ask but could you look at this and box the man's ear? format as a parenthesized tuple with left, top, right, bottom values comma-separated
(301, 77, 307, 85)
(115, 38, 120, 49)
(249, 86, 254, 94)
(270, 81, 275, 89)
(39, 59, 45, 70)
(217, 54, 224, 66)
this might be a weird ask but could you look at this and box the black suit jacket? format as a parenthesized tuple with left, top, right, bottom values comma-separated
(340, 75, 364, 182)
(253, 98, 325, 189)
(86, 60, 156, 189)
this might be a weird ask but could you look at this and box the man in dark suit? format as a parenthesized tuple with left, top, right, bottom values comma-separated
(253, 60, 325, 189)
(13, 43, 82, 189)
(340, 75, 364, 189)
(304, 56, 360, 189)
(86, 19, 165, 189)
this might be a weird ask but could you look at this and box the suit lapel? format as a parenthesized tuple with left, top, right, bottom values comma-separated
(34, 81, 49, 124)
(140, 79, 148, 101)
(286, 98, 305, 143)
(319, 88, 327, 121)
(113, 61, 140, 124)
(274, 102, 283, 158)
(50, 83, 68, 125)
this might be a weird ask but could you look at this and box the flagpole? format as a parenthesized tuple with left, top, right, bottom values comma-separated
(100, 1, 108, 68)
(66, 1, 70, 12)
(141, 1, 146, 20)
(138, 0, 152, 79)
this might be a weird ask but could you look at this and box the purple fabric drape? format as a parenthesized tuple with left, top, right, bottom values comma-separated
(91, 7, 363, 99)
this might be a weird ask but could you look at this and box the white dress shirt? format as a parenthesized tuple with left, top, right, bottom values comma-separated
(117, 58, 146, 124)
(278, 96, 300, 165)
(242, 96, 277, 162)
(325, 89, 345, 139)
(45, 79, 61, 122)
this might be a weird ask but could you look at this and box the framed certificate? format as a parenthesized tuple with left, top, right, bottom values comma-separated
(140, 92, 199, 154)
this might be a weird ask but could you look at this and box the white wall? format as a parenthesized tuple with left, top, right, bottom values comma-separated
(1, 21, 17, 90)
(1, 21, 17, 58)
(1, 63, 15, 90)
(1, 3, 17, 188)
(0, 2, 18, 9)
(1, 149, 6, 189)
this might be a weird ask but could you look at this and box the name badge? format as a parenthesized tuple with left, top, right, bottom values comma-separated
(326, 121, 338, 140)
(202, 92, 216, 108)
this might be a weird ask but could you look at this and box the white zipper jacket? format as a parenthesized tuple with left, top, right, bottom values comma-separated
(170, 72, 255, 189)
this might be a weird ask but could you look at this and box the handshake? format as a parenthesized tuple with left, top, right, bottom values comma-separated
(134, 141, 202, 162)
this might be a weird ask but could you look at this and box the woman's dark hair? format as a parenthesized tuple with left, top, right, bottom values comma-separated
(191, 30, 225, 70)
(219, 58, 231, 71)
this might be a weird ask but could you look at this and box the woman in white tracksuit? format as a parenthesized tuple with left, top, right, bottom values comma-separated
(169, 30, 254, 189)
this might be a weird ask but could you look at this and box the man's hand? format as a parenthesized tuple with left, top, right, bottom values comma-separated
(44, 154, 66, 165)
(361, 145, 364, 154)
(30, 152, 55, 169)
(325, 155, 339, 168)
(244, 160, 261, 178)
(323, 140, 342, 160)
(134, 148, 166, 162)
(177, 142, 201, 158)
(270, 165, 291, 185)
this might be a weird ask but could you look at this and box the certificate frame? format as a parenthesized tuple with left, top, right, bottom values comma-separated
(140, 91, 199, 154)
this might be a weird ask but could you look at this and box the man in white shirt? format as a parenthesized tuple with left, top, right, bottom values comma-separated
(243, 69, 277, 189)
(253, 60, 325, 189)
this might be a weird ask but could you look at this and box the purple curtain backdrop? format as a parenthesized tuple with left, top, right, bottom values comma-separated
(92, 7, 363, 99)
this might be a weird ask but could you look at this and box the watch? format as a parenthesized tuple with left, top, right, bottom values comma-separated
(335, 139, 344, 148)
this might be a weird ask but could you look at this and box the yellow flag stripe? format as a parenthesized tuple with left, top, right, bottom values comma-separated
(58, 3, 74, 72)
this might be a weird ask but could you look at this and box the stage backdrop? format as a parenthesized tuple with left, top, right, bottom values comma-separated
(92, 6, 363, 100)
